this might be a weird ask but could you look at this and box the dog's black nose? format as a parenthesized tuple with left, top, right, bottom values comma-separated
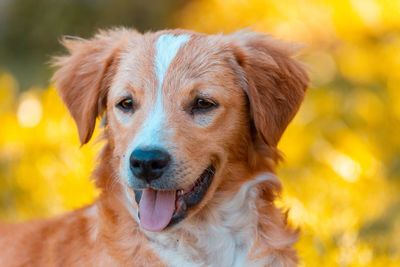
(130, 148, 171, 182)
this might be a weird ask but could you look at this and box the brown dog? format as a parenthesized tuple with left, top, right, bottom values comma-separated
(0, 28, 308, 266)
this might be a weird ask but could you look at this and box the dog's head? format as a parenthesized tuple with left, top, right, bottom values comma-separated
(52, 28, 308, 232)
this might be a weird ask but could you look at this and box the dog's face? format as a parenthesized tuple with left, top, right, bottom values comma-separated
(106, 32, 251, 231)
(52, 29, 308, 232)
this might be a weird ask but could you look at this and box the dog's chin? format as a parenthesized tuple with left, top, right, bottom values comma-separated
(133, 165, 216, 232)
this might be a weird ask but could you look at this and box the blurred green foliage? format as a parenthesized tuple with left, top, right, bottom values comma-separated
(1, 0, 400, 266)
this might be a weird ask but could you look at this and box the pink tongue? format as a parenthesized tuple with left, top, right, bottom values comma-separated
(139, 188, 176, 232)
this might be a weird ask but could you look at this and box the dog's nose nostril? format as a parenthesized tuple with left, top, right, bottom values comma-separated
(132, 160, 141, 168)
(130, 148, 171, 183)
(151, 159, 167, 170)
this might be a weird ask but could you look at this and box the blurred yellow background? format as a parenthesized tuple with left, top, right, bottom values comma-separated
(0, 0, 399, 266)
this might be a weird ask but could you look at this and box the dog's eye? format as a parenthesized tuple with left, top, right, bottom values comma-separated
(117, 98, 134, 111)
(193, 98, 216, 111)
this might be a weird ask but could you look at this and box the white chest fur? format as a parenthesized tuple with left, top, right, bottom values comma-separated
(146, 173, 279, 267)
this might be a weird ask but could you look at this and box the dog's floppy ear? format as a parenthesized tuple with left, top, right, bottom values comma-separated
(52, 28, 135, 145)
(230, 31, 309, 147)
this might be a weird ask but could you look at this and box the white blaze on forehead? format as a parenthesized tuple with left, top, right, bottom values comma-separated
(124, 33, 190, 185)
(130, 33, 191, 148)
(154, 34, 191, 87)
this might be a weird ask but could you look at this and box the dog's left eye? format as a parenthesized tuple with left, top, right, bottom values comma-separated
(192, 98, 216, 111)
(117, 98, 134, 112)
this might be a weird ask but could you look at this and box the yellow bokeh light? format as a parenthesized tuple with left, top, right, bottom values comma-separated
(17, 96, 42, 128)
(350, 0, 382, 28)
(328, 151, 362, 183)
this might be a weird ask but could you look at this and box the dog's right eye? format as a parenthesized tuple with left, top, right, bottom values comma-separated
(117, 98, 134, 112)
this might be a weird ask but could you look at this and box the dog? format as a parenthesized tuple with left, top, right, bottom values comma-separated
(0, 28, 308, 266)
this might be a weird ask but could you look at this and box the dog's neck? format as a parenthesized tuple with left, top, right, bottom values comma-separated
(143, 173, 280, 267)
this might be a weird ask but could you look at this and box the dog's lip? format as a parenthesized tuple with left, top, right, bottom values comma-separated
(134, 165, 216, 228)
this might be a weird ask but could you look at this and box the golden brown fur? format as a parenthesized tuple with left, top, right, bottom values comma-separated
(0, 28, 308, 266)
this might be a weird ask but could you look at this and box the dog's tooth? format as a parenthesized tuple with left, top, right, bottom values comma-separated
(177, 189, 184, 197)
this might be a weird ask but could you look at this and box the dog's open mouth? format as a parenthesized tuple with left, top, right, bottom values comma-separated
(134, 165, 215, 232)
